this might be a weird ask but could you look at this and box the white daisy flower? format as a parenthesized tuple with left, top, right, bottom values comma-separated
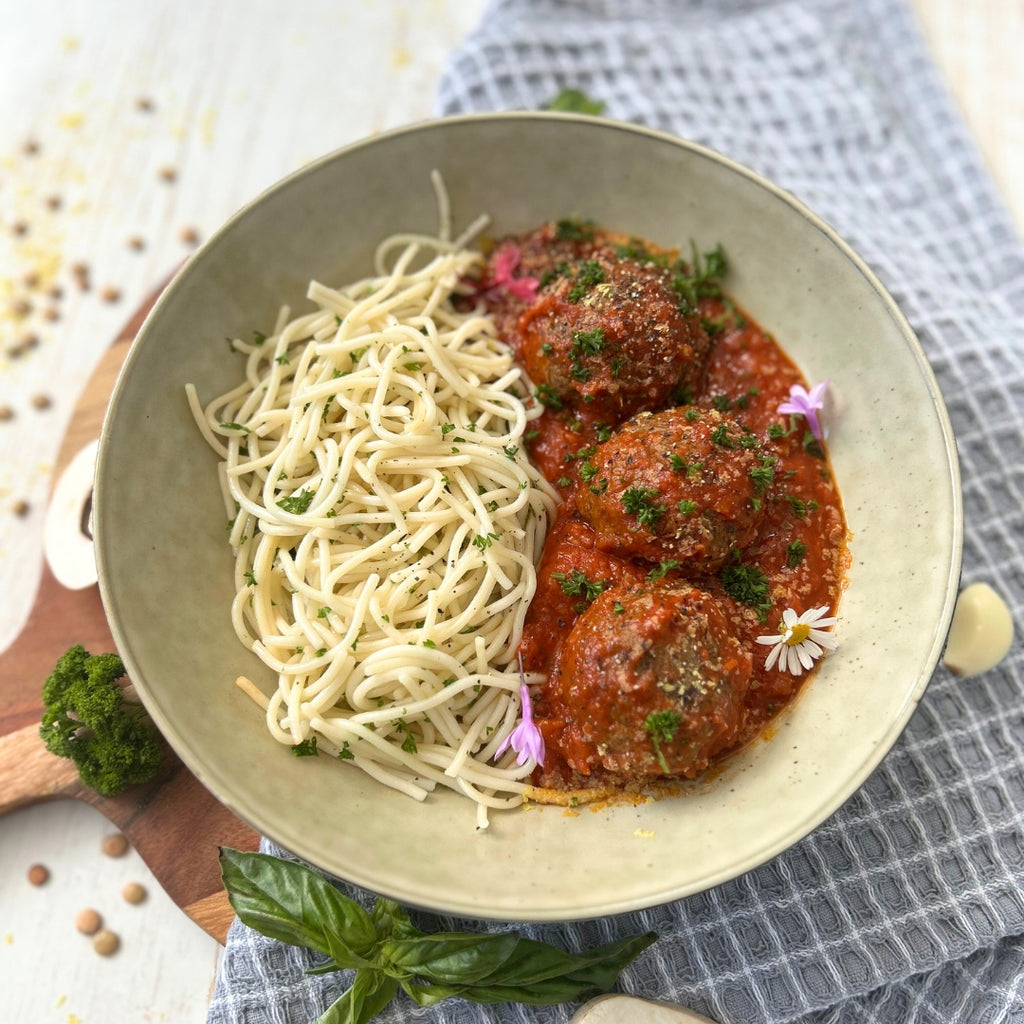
(756, 605, 838, 675)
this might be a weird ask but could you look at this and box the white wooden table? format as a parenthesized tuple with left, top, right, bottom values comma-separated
(0, 2, 1019, 1021)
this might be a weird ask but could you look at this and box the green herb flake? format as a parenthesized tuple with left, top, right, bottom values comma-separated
(621, 486, 667, 528)
(643, 710, 681, 773)
(535, 384, 564, 410)
(647, 560, 681, 581)
(277, 489, 315, 515)
(552, 569, 608, 605)
(290, 736, 319, 757)
(720, 559, 772, 622)
(786, 539, 808, 569)
(568, 260, 605, 303)
(555, 217, 596, 241)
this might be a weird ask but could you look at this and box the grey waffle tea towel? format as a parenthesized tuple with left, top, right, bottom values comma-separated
(207, 0, 1024, 1021)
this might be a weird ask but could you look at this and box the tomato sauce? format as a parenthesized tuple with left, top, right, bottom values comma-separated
(479, 225, 849, 795)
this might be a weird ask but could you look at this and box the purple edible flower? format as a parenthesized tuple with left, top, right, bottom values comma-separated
(495, 671, 545, 767)
(777, 380, 829, 442)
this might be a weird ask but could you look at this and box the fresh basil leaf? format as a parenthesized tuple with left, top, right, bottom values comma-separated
(305, 961, 346, 976)
(370, 897, 420, 941)
(219, 848, 378, 967)
(316, 969, 398, 1024)
(384, 932, 519, 984)
(477, 932, 656, 989)
(402, 932, 656, 1006)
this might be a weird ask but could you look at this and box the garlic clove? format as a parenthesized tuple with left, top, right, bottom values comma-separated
(942, 582, 1014, 678)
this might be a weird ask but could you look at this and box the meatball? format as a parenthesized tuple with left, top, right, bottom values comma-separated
(575, 407, 765, 571)
(553, 583, 753, 779)
(518, 248, 711, 423)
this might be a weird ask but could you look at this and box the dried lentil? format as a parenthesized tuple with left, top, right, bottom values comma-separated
(75, 908, 102, 935)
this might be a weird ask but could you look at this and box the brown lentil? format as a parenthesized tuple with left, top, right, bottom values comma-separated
(100, 285, 121, 303)
(75, 908, 102, 935)
(127, 235, 145, 251)
(0, 405, 14, 421)
(101, 833, 129, 858)
(92, 929, 119, 956)
(27, 863, 49, 886)
(179, 225, 200, 246)
(31, 393, 52, 410)
(13, 499, 30, 517)
(158, 165, 177, 183)
(121, 881, 146, 904)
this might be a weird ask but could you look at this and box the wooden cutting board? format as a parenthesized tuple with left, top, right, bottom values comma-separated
(0, 286, 260, 943)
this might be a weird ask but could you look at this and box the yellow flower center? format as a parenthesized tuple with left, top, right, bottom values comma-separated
(784, 623, 811, 646)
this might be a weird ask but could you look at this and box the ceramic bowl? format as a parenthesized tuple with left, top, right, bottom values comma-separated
(94, 112, 961, 920)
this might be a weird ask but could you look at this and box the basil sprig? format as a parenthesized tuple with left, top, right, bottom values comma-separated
(220, 848, 657, 1024)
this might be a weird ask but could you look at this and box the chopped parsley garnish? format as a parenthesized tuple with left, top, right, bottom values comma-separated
(786, 539, 808, 569)
(552, 569, 608, 607)
(277, 489, 315, 514)
(667, 453, 687, 472)
(782, 494, 819, 519)
(472, 532, 499, 551)
(647, 560, 681, 581)
(612, 601, 626, 614)
(802, 431, 825, 459)
(220, 422, 249, 432)
(670, 242, 728, 315)
(291, 737, 319, 757)
(571, 327, 606, 356)
(568, 260, 605, 303)
(613, 239, 667, 266)
(677, 499, 698, 515)
(243, 569, 257, 587)
(338, 741, 354, 761)
(595, 423, 613, 442)
(643, 710, 681, 773)
(710, 424, 735, 448)
(621, 486, 666, 528)
(720, 559, 772, 622)
(555, 217, 596, 241)
(317, 606, 330, 619)
(749, 454, 777, 495)
(535, 384, 563, 409)
(274, 353, 290, 365)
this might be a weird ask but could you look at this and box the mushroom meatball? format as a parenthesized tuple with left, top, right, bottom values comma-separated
(518, 248, 712, 423)
(575, 407, 766, 571)
(553, 583, 753, 780)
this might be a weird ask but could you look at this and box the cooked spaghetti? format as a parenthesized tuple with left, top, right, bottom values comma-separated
(187, 185, 557, 827)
